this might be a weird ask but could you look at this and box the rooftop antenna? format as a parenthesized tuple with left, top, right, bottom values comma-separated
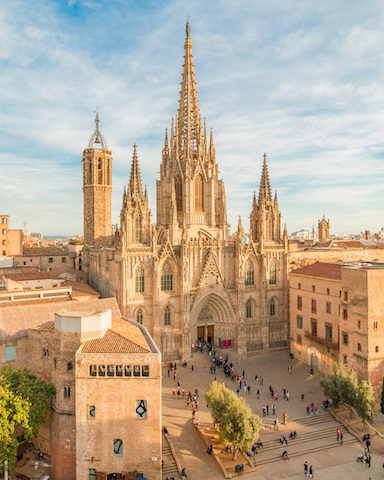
(23, 220, 27, 232)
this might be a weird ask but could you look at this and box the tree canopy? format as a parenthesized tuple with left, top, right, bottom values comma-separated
(0, 366, 55, 473)
(205, 382, 261, 459)
(320, 362, 376, 422)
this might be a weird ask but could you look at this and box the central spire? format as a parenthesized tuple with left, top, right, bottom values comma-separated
(177, 21, 201, 154)
(129, 143, 143, 199)
(258, 153, 272, 204)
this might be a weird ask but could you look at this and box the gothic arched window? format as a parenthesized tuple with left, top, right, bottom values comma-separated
(135, 214, 142, 242)
(269, 259, 277, 285)
(270, 298, 276, 316)
(174, 175, 183, 212)
(164, 305, 171, 325)
(136, 308, 143, 325)
(195, 173, 204, 212)
(135, 265, 145, 293)
(246, 299, 252, 318)
(161, 261, 173, 291)
(245, 259, 255, 286)
(107, 160, 111, 185)
(98, 158, 102, 184)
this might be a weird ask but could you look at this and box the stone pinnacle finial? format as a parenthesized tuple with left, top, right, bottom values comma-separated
(88, 110, 108, 148)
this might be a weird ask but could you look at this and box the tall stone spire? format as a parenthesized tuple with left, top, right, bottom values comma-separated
(88, 111, 108, 149)
(258, 153, 272, 204)
(129, 143, 143, 199)
(177, 20, 201, 154)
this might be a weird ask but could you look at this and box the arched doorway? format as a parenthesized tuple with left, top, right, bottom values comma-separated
(107, 474, 124, 480)
(191, 293, 234, 346)
(311, 353, 318, 369)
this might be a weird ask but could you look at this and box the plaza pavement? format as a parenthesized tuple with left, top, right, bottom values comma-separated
(162, 348, 384, 480)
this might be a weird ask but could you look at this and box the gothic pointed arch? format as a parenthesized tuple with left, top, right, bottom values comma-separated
(136, 308, 143, 324)
(98, 158, 102, 184)
(161, 260, 173, 291)
(269, 297, 279, 317)
(135, 263, 145, 293)
(244, 257, 255, 286)
(269, 258, 277, 285)
(164, 304, 171, 325)
(174, 174, 183, 212)
(246, 299, 252, 318)
(135, 213, 142, 242)
(195, 173, 204, 212)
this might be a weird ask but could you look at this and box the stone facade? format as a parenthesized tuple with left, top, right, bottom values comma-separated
(290, 262, 384, 409)
(82, 23, 290, 361)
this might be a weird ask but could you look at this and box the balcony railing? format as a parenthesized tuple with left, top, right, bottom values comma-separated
(305, 331, 339, 349)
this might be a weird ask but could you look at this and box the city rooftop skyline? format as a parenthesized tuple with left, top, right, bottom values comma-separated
(1, 1, 384, 236)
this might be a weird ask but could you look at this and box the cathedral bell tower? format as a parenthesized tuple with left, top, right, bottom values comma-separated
(83, 113, 112, 245)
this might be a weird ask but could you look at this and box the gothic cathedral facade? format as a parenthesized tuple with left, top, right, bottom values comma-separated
(82, 23, 289, 361)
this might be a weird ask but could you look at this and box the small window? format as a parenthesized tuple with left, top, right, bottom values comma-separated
(135, 400, 147, 418)
(342, 332, 348, 345)
(358, 320, 361, 329)
(245, 259, 255, 286)
(344, 291, 348, 301)
(2, 229, 6, 235)
(48, 257, 53, 263)
(297, 296, 302, 310)
(136, 308, 143, 325)
(142, 365, 149, 377)
(2, 219, 6, 224)
(246, 300, 252, 318)
(269, 259, 277, 285)
(311, 319, 317, 336)
(90, 365, 97, 377)
(376, 346, 379, 353)
(357, 343, 362, 352)
(311, 299, 317, 314)
(297, 335, 302, 345)
(107, 365, 115, 377)
(133, 365, 141, 377)
(326, 324, 332, 342)
(62, 257, 66, 263)
(43, 349, 49, 357)
(124, 365, 132, 377)
(2, 251, 5, 256)
(64, 386, 71, 399)
(327, 288, 330, 295)
(312, 285, 315, 292)
(98, 365, 106, 377)
(326, 302, 331, 314)
(327, 346, 330, 353)
(113, 439, 123, 455)
(374, 321, 378, 329)
(164, 305, 171, 325)
(89, 405, 96, 418)
(67, 362, 73, 372)
(54, 358, 57, 369)
(5, 345, 15, 362)
(89, 469, 96, 480)
(339, 291, 342, 298)
(343, 355, 347, 364)
(116, 365, 123, 377)
(135, 265, 145, 293)
(270, 298, 276, 316)
(161, 261, 173, 291)
(298, 283, 301, 290)
(343, 309, 348, 320)
(297, 316, 303, 329)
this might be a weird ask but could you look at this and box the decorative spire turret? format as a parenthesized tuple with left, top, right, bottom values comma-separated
(258, 153, 272, 205)
(129, 143, 143, 200)
(88, 111, 108, 149)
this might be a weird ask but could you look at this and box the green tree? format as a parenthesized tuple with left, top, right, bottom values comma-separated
(0, 382, 31, 475)
(320, 362, 376, 422)
(0, 366, 55, 473)
(205, 382, 261, 460)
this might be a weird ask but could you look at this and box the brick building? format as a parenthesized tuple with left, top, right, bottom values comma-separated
(290, 261, 384, 408)
(0, 214, 23, 259)
(13, 247, 71, 271)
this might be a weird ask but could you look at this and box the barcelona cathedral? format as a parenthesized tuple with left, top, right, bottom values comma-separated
(82, 22, 289, 361)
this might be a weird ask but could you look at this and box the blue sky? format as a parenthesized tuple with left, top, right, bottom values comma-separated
(1, 0, 384, 236)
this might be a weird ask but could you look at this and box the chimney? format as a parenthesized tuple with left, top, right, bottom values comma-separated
(365, 230, 370, 240)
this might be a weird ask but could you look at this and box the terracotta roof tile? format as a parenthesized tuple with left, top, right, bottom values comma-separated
(81, 327, 150, 354)
(49, 266, 86, 279)
(20, 247, 70, 257)
(290, 262, 343, 280)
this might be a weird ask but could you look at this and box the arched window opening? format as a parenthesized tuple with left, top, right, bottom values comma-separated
(107, 160, 111, 185)
(67, 362, 73, 372)
(246, 300, 252, 318)
(269, 259, 277, 285)
(164, 305, 171, 325)
(174, 175, 183, 212)
(195, 173, 204, 212)
(135, 265, 145, 293)
(270, 298, 276, 316)
(135, 215, 142, 242)
(245, 259, 255, 286)
(98, 159, 102, 184)
(136, 308, 143, 325)
(161, 261, 173, 291)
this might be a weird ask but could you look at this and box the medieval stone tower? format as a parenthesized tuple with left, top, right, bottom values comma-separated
(83, 113, 112, 245)
(318, 214, 330, 242)
(83, 22, 289, 361)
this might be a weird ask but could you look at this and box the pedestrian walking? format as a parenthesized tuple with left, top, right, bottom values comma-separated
(262, 405, 266, 417)
(336, 428, 340, 441)
(275, 391, 278, 401)
(243, 370, 245, 378)
(255, 373, 258, 382)
(286, 391, 290, 401)
(274, 418, 279, 431)
(237, 389, 240, 398)
(272, 404, 276, 415)
(283, 412, 288, 424)
(178, 379, 180, 387)
(191, 364, 194, 372)
(301, 393, 305, 401)
(304, 461, 308, 477)
(266, 404, 269, 415)
(314, 404, 318, 415)
(181, 468, 187, 477)
(306, 405, 310, 416)
(310, 403, 314, 414)
(340, 432, 343, 445)
(260, 377, 263, 385)
(244, 382, 247, 392)
(309, 465, 313, 478)
(248, 385, 251, 394)
(366, 439, 371, 452)
(173, 372, 176, 380)
(283, 388, 286, 398)
(168, 369, 170, 377)
(257, 389, 260, 399)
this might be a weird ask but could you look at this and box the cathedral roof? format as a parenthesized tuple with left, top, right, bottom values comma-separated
(290, 262, 343, 280)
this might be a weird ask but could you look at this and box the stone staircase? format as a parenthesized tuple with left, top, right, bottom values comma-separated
(253, 412, 358, 466)
(162, 441, 180, 479)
